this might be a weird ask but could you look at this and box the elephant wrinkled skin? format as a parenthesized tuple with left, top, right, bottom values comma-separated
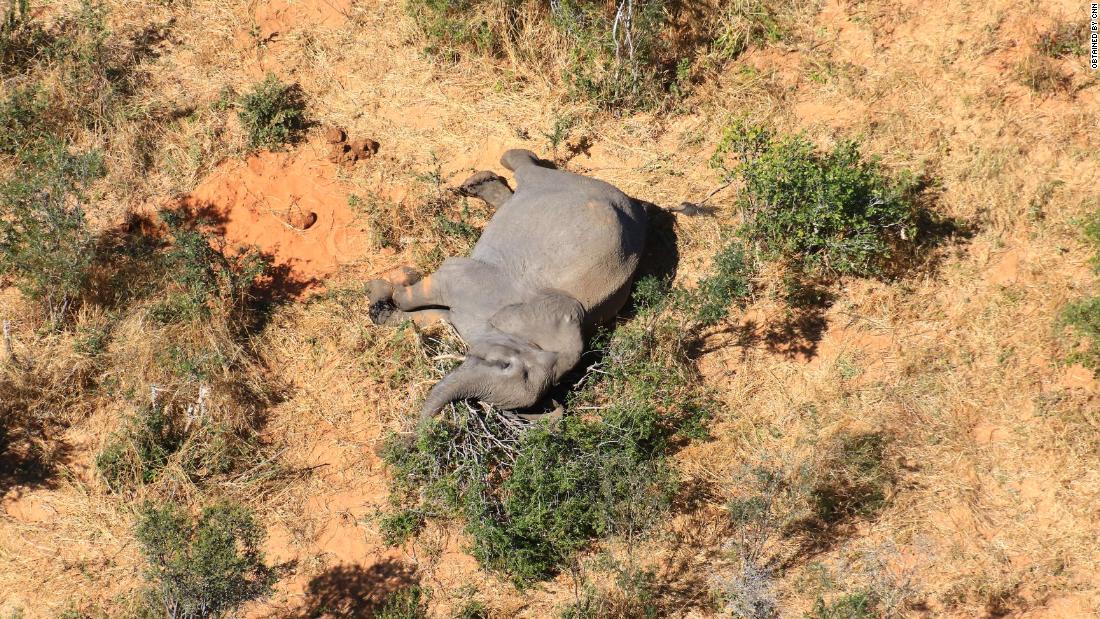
(366, 148, 648, 423)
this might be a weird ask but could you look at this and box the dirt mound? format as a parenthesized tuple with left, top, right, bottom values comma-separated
(179, 143, 373, 291)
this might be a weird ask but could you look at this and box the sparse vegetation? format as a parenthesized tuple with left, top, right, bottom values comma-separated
(237, 74, 306, 150)
(406, 0, 815, 110)
(1015, 53, 1071, 93)
(1058, 208, 1100, 371)
(712, 120, 921, 279)
(136, 501, 279, 619)
(1037, 20, 1086, 58)
(375, 585, 428, 619)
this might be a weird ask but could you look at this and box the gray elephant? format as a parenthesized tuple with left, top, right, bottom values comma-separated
(367, 148, 648, 423)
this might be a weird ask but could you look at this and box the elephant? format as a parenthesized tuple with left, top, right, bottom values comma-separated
(366, 148, 649, 423)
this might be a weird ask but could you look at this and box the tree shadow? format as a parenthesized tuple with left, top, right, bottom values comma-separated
(283, 560, 421, 619)
(0, 426, 74, 496)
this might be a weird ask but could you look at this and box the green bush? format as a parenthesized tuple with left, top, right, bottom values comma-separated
(375, 585, 428, 619)
(554, 0, 671, 110)
(712, 120, 920, 278)
(97, 405, 183, 492)
(136, 501, 279, 619)
(97, 401, 255, 493)
(151, 209, 269, 325)
(0, 140, 104, 325)
(237, 74, 306, 150)
(677, 237, 755, 326)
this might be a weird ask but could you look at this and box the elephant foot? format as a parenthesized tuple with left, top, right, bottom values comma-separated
(369, 299, 398, 325)
(457, 171, 513, 209)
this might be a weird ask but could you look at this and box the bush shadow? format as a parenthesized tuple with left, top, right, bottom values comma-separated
(283, 560, 420, 619)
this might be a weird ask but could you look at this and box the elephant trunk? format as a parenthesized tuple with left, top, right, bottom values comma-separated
(419, 359, 489, 423)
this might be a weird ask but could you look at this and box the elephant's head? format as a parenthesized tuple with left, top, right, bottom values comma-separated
(419, 290, 585, 422)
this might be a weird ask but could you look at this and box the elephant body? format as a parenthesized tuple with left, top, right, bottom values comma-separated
(368, 148, 648, 421)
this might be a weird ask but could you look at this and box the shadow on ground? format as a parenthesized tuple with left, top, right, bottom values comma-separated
(283, 560, 420, 619)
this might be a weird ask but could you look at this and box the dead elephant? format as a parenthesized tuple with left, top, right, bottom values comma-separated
(367, 148, 650, 423)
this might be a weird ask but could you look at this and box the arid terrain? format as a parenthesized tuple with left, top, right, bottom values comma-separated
(2, 0, 1100, 617)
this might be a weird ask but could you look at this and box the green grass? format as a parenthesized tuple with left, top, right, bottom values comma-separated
(1058, 208, 1100, 372)
(712, 120, 921, 279)
(237, 74, 306, 150)
(136, 501, 279, 619)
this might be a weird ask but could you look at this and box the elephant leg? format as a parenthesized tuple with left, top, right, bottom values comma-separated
(457, 171, 512, 209)
(392, 274, 446, 311)
(382, 308, 451, 328)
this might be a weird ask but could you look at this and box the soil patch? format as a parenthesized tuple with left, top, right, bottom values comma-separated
(178, 142, 375, 293)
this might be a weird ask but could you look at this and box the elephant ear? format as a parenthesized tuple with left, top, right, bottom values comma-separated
(489, 290, 584, 378)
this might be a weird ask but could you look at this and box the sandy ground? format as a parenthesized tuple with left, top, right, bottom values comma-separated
(3, 0, 1100, 616)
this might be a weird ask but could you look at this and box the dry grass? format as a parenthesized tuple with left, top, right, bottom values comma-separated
(2, 0, 1100, 616)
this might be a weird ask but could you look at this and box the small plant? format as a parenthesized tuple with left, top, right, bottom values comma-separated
(712, 0, 794, 60)
(0, 140, 104, 325)
(237, 74, 306, 150)
(1037, 20, 1086, 58)
(712, 120, 920, 278)
(454, 599, 489, 619)
(678, 237, 755, 326)
(1015, 53, 1070, 93)
(375, 585, 428, 619)
(1059, 296, 1100, 369)
(136, 501, 279, 619)
(379, 508, 425, 546)
(1058, 208, 1100, 371)
(97, 405, 183, 492)
(720, 562, 779, 619)
(806, 591, 877, 619)
(151, 209, 269, 325)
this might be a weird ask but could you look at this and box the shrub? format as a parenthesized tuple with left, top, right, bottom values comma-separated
(719, 562, 779, 619)
(136, 501, 279, 619)
(0, 0, 52, 75)
(151, 209, 269, 326)
(712, 120, 920, 278)
(97, 405, 183, 492)
(677, 237, 755, 326)
(237, 74, 306, 150)
(97, 398, 257, 494)
(554, 0, 672, 109)
(375, 585, 428, 619)
(0, 140, 104, 325)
